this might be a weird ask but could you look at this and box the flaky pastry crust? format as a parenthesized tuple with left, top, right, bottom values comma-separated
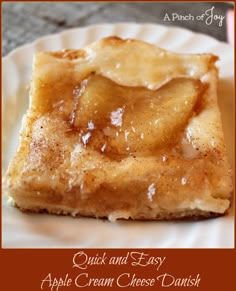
(4, 37, 232, 220)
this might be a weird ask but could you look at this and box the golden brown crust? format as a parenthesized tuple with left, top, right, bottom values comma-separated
(4, 37, 232, 221)
(16, 203, 223, 221)
(48, 49, 87, 60)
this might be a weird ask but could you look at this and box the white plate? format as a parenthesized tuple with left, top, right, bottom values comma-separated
(2, 23, 234, 248)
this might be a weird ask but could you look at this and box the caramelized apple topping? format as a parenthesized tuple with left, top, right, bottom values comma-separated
(71, 75, 203, 155)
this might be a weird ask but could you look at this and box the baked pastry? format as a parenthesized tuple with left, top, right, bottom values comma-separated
(4, 37, 232, 220)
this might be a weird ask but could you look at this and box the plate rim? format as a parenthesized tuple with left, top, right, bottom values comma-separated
(2, 22, 234, 248)
(2, 22, 232, 61)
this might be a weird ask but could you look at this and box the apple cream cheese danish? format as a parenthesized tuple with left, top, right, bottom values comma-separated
(4, 37, 232, 220)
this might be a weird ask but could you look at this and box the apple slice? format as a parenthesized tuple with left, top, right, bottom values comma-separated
(110, 78, 203, 154)
(71, 74, 126, 129)
(71, 74, 203, 155)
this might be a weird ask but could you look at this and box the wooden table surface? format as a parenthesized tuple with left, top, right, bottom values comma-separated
(2, 2, 232, 56)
